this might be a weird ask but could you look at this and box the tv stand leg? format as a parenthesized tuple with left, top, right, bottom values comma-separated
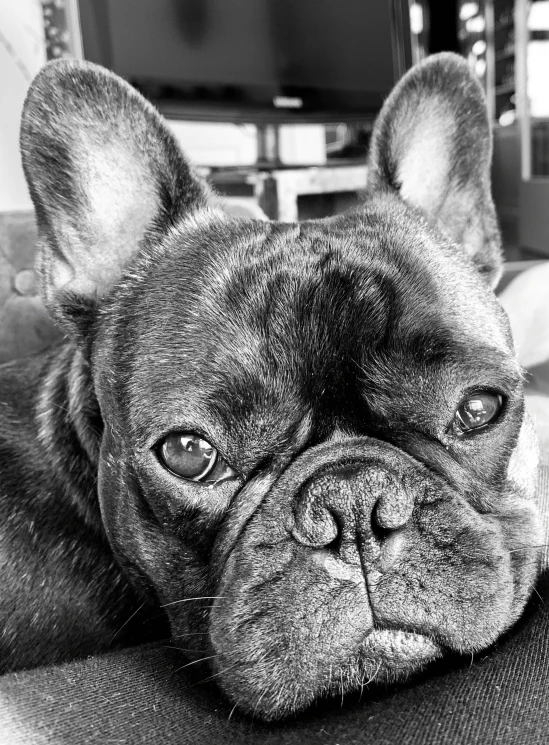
(256, 124, 282, 168)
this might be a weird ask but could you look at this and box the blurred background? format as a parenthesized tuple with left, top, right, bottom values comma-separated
(0, 0, 548, 385)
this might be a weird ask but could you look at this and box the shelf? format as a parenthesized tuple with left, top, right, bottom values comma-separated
(495, 83, 515, 95)
(494, 18, 513, 32)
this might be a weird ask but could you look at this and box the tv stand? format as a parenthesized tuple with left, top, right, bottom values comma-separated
(210, 162, 368, 221)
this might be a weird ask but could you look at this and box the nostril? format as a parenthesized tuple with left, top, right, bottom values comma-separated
(292, 503, 339, 548)
(374, 488, 414, 532)
(370, 509, 392, 542)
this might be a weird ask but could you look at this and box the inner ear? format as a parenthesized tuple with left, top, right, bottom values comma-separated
(20, 59, 210, 333)
(367, 52, 502, 288)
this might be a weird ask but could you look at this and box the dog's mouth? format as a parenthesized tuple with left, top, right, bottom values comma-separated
(318, 628, 443, 701)
(204, 564, 446, 721)
(220, 629, 443, 722)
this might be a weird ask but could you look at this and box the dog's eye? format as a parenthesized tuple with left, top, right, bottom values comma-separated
(158, 433, 235, 483)
(453, 392, 503, 434)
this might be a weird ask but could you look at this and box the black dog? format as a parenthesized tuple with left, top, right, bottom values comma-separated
(0, 52, 541, 720)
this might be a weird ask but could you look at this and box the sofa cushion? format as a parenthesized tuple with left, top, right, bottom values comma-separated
(0, 212, 62, 363)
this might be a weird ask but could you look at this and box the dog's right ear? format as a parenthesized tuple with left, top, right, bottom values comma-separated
(20, 59, 210, 336)
(367, 53, 502, 288)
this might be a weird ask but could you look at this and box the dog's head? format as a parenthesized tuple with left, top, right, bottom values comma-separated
(21, 53, 542, 719)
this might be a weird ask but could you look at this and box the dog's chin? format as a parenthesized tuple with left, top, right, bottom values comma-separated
(209, 628, 442, 721)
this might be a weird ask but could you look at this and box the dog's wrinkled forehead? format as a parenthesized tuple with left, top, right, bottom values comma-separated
(98, 196, 514, 442)
(126, 197, 510, 354)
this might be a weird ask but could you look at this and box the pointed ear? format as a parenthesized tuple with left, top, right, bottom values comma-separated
(367, 52, 502, 288)
(20, 59, 210, 335)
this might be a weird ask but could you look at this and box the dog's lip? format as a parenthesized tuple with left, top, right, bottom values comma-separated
(360, 627, 443, 665)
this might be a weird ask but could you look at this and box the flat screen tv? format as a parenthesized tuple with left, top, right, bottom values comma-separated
(77, 0, 412, 123)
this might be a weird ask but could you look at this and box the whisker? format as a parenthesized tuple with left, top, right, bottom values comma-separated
(160, 596, 226, 608)
(507, 559, 549, 569)
(364, 660, 382, 686)
(195, 662, 239, 687)
(109, 601, 146, 644)
(170, 654, 218, 675)
(251, 688, 269, 723)
(161, 645, 207, 653)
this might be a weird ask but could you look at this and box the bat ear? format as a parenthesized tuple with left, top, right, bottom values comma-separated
(367, 52, 502, 289)
(20, 59, 210, 335)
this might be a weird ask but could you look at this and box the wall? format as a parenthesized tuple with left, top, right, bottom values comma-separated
(0, 0, 46, 212)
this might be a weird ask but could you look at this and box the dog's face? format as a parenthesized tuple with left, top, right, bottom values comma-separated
(21, 53, 542, 719)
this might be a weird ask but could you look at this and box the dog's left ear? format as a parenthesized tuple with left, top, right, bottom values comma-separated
(367, 52, 502, 288)
(20, 59, 210, 335)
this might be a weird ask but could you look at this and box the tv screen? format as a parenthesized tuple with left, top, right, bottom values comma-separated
(78, 0, 412, 123)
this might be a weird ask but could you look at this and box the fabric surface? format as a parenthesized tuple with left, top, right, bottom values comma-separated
(0, 212, 62, 364)
(499, 262, 549, 370)
(0, 459, 548, 745)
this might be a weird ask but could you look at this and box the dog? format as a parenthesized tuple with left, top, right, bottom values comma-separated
(0, 51, 542, 720)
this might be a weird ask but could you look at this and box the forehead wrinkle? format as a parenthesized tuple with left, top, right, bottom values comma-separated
(445, 344, 523, 389)
(323, 198, 512, 353)
(128, 382, 275, 456)
(407, 232, 511, 350)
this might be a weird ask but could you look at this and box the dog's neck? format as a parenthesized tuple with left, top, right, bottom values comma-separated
(36, 342, 103, 531)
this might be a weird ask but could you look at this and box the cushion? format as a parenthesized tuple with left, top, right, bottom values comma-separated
(0, 212, 62, 364)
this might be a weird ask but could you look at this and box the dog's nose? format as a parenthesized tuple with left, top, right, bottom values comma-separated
(291, 462, 414, 563)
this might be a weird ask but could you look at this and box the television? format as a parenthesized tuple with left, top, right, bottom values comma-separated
(77, 0, 413, 124)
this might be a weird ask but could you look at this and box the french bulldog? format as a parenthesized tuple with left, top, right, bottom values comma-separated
(0, 51, 542, 720)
